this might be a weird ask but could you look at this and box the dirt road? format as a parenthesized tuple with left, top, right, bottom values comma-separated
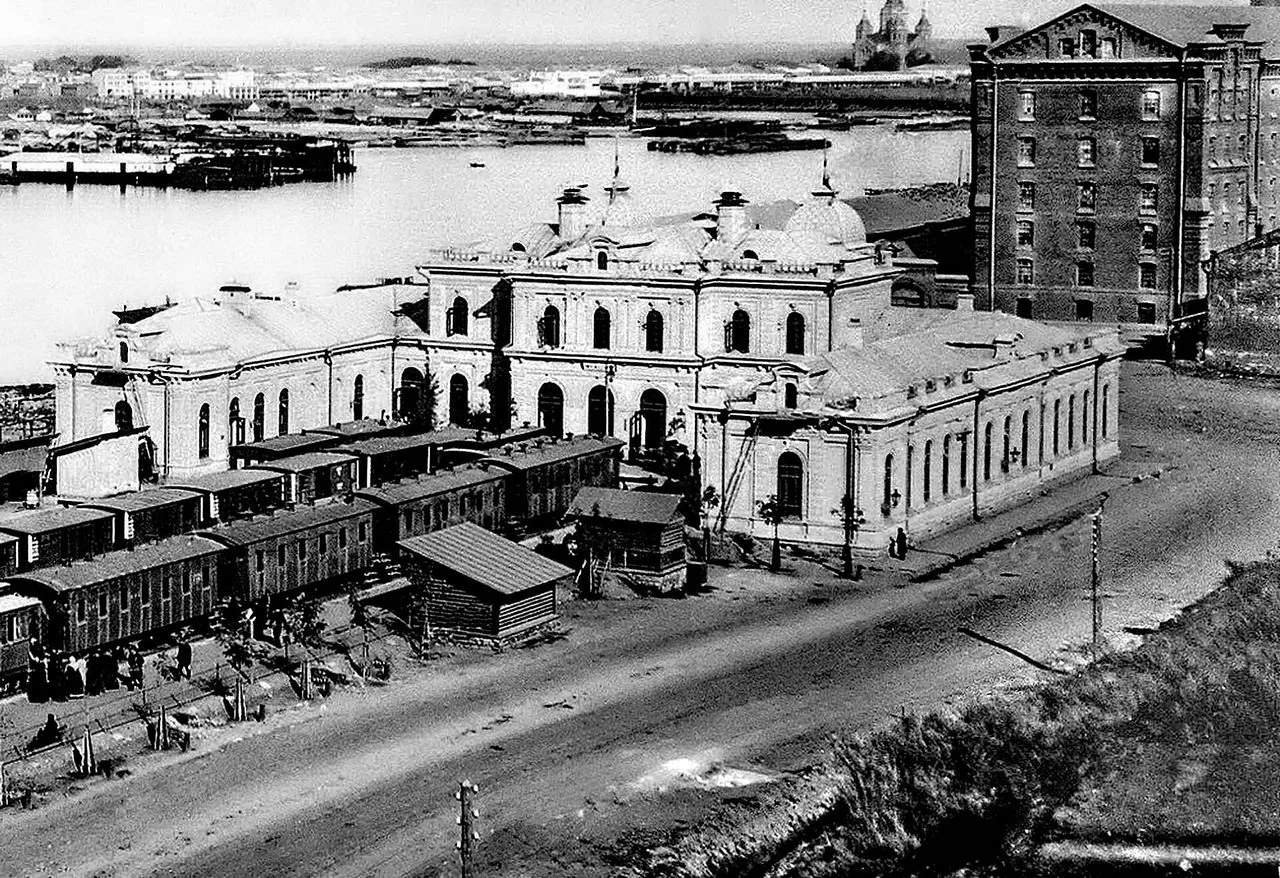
(7, 362, 1280, 877)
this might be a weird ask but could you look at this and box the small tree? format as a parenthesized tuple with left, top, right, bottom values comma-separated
(832, 496, 867, 580)
(212, 597, 266, 677)
(699, 486, 720, 563)
(756, 495, 785, 572)
(281, 591, 327, 659)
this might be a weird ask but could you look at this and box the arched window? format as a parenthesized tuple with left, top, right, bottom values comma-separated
(1069, 395, 1077, 451)
(510, 242, 526, 253)
(742, 249, 759, 260)
(883, 454, 894, 512)
(587, 385, 614, 436)
(777, 452, 803, 518)
(785, 311, 805, 355)
(1002, 416, 1011, 471)
(449, 374, 469, 426)
(399, 367, 424, 423)
(593, 306, 611, 350)
(537, 383, 564, 436)
(253, 393, 265, 442)
(726, 309, 751, 353)
(596, 250, 609, 271)
(352, 375, 364, 421)
(198, 404, 210, 460)
(278, 389, 290, 436)
(114, 400, 133, 432)
(118, 341, 129, 363)
(923, 440, 932, 503)
(784, 383, 798, 409)
(229, 397, 242, 446)
(1053, 399, 1061, 456)
(1082, 390, 1090, 444)
(1102, 384, 1110, 438)
(942, 435, 951, 496)
(1021, 410, 1030, 468)
(959, 433, 968, 489)
(639, 388, 667, 450)
(540, 305, 561, 348)
(645, 309, 664, 353)
(905, 444, 914, 509)
(983, 422, 993, 481)
(448, 296, 469, 336)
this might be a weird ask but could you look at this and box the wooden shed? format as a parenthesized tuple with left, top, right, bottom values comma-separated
(398, 522, 568, 640)
(251, 451, 361, 504)
(229, 433, 338, 469)
(481, 436, 624, 525)
(356, 464, 507, 545)
(84, 487, 205, 545)
(9, 535, 224, 653)
(566, 488, 687, 593)
(199, 497, 377, 604)
(169, 468, 286, 523)
(0, 506, 117, 570)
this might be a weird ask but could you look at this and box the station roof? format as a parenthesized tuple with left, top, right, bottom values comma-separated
(398, 522, 571, 596)
(566, 487, 683, 526)
(482, 436, 624, 471)
(250, 451, 357, 473)
(0, 505, 114, 535)
(12, 535, 224, 593)
(356, 466, 504, 505)
(84, 487, 202, 514)
(198, 497, 376, 547)
(169, 468, 284, 493)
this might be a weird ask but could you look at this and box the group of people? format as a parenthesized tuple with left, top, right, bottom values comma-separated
(25, 637, 194, 703)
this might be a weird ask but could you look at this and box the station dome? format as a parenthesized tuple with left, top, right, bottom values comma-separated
(784, 162, 867, 245)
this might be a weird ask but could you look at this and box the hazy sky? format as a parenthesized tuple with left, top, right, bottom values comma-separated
(0, 0, 1078, 47)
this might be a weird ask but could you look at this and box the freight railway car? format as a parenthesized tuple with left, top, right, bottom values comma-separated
(6, 536, 224, 654)
(357, 464, 507, 546)
(482, 436, 624, 525)
(199, 498, 377, 604)
(252, 452, 360, 505)
(0, 592, 43, 691)
(84, 487, 205, 545)
(338, 432, 441, 486)
(169, 468, 287, 524)
(0, 506, 117, 570)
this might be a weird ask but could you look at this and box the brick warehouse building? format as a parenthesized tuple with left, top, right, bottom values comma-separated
(969, 2, 1280, 329)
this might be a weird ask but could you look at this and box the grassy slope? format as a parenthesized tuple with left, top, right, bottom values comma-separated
(639, 559, 1280, 878)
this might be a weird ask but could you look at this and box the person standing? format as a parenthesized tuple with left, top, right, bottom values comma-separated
(176, 640, 193, 680)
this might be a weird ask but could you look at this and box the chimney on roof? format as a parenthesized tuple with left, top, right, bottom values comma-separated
(557, 186, 590, 241)
(984, 25, 1024, 44)
(843, 317, 865, 350)
(714, 191, 749, 244)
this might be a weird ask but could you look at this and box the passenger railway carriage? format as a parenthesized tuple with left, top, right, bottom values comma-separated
(0, 506, 117, 570)
(84, 487, 205, 546)
(482, 436, 624, 525)
(0, 533, 17, 578)
(0, 592, 43, 690)
(169, 468, 287, 524)
(252, 452, 360, 505)
(357, 464, 507, 546)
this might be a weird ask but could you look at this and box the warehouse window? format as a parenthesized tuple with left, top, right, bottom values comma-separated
(1016, 297, 1033, 318)
(1076, 299, 1095, 321)
(1141, 223, 1158, 252)
(1140, 183, 1158, 214)
(1139, 263, 1158, 289)
(256, 550, 264, 571)
(1076, 262, 1095, 287)
(1137, 302, 1158, 324)
(1018, 136, 1036, 167)
(1142, 90, 1161, 120)
(120, 586, 129, 612)
(905, 445, 914, 509)
(1018, 181, 1035, 211)
(1019, 90, 1036, 120)
(1141, 137, 1160, 166)
(1016, 258, 1034, 285)
(1077, 137, 1096, 168)
(959, 433, 969, 489)
(1077, 220, 1096, 250)
(1068, 395, 1076, 451)
(1079, 89, 1097, 119)
(1017, 220, 1034, 248)
(1078, 182, 1096, 212)
(1054, 399, 1062, 455)
(1082, 390, 1090, 445)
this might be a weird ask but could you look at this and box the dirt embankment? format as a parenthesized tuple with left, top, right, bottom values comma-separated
(638, 560, 1280, 878)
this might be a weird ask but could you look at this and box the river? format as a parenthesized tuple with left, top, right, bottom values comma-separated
(0, 127, 965, 383)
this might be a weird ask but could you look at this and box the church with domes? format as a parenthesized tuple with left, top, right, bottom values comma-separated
(853, 0, 933, 70)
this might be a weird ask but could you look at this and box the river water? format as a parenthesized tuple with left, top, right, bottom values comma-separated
(0, 127, 965, 383)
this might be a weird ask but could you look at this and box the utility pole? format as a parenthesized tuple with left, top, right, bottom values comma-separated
(1091, 493, 1108, 654)
(455, 780, 480, 877)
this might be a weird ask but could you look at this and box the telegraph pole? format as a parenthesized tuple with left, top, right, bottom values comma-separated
(1091, 493, 1109, 654)
(455, 780, 480, 877)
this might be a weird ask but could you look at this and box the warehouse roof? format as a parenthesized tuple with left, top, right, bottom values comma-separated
(482, 436, 624, 471)
(85, 487, 202, 514)
(0, 505, 114, 534)
(169, 468, 284, 493)
(11, 535, 224, 593)
(398, 522, 571, 596)
(198, 497, 376, 547)
(566, 487, 683, 526)
(356, 465, 504, 505)
(250, 451, 357, 473)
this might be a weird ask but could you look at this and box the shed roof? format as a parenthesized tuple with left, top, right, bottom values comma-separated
(84, 487, 202, 514)
(250, 451, 358, 473)
(0, 505, 115, 535)
(169, 468, 284, 493)
(357, 466, 504, 505)
(482, 436, 624, 471)
(11, 535, 224, 593)
(566, 487, 683, 526)
(198, 497, 377, 547)
(398, 522, 571, 596)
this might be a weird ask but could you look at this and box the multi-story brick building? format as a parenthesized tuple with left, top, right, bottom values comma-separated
(969, 2, 1280, 328)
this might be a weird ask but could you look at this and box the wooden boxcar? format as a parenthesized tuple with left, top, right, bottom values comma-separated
(199, 497, 377, 604)
(398, 522, 568, 640)
(229, 433, 338, 469)
(356, 465, 507, 546)
(0, 506, 117, 570)
(0, 591, 43, 691)
(251, 452, 361, 505)
(482, 436, 624, 525)
(566, 487, 687, 593)
(8, 535, 224, 654)
(0, 533, 17, 578)
(84, 487, 205, 545)
(169, 468, 286, 523)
